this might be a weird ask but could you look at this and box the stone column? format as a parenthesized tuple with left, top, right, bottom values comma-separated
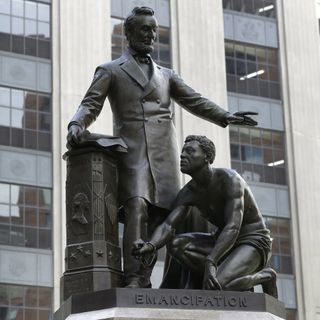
(61, 146, 123, 301)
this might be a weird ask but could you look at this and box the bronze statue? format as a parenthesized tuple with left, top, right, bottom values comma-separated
(133, 135, 277, 297)
(67, 7, 258, 288)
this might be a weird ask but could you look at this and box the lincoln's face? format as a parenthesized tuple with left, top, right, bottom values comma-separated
(128, 15, 158, 54)
(180, 141, 208, 174)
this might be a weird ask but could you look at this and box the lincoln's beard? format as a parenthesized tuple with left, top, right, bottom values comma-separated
(129, 39, 154, 55)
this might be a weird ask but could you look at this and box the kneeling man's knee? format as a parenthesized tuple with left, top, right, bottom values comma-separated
(167, 236, 188, 257)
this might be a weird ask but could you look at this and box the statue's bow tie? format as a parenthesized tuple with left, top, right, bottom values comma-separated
(135, 55, 151, 64)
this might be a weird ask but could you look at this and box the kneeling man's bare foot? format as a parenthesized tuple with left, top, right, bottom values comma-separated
(259, 267, 278, 298)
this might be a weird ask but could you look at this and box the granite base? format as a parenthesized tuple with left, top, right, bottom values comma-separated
(54, 288, 285, 320)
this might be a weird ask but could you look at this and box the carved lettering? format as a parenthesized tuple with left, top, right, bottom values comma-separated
(228, 296, 237, 307)
(135, 294, 144, 304)
(159, 296, 169, 305)
(146, 295, 156, 305)
(170, 295, 179, 305)
(133, 293, 249, 309)
(180, 296, 189, 305)
(240, 297, 248, 308)
(204, 296, 214, 306)
(196, 295, 203, 306)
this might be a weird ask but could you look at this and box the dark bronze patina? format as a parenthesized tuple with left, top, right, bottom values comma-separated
(67, 7, 258, 288)
(61, 132, 127, 301)
(133, 135, 277, 297)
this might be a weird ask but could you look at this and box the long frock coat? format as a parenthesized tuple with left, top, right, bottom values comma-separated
(69, 50, 229, 210)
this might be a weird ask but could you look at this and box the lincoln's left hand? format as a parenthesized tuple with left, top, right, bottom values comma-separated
(226, 111, 258, 126)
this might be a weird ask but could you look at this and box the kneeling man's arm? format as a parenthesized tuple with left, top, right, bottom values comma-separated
(207, 177, 244, 267)
(132, 206, 191, 257)
(203, 179, 244, 290)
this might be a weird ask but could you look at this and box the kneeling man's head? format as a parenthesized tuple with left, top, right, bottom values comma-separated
(180, 135, 215, 174)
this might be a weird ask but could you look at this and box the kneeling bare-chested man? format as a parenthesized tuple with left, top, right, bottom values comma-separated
(133, 135, 277, 297)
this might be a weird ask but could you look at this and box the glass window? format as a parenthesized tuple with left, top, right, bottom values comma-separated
(0, 14, 10, 33)
(0, 183, 52, 249)
(111, 18, 123, 36)
(225, 41, 280, 99)
(0, 184, 10, 203)
(38, 4, 50, 22)
(0, 87, 10, 107)
(0, 284, 9, 305)
(39, 229, 51, 249)
(11, 185, 22, 205)
(239, 127, 250, 144)
(0, 107, 10, 126)
(12, 34, 24, 53)
(25, 36, 37, 55)
(25, 19, 37, 37)
(158, 27, 170, 45)
(0, 87, 52, 152)
(12, 17, 24, 35)
(38, 287, 51, 308)
(230, 128, 286, 185)
(25, 110, 37, 130)
(0, 0, 10, 14)
(25, 92, 37, 109)
(229, 126, 239, 142)
(38, 95, 50, 112)
(38, 39, 51, 58)
(0, 32, 10, 52)
(11, 225, 25, 245)
(12, 0, 24, 17)
(0, 1, 51, 59)
(265, 217, 293, 274)
(224, 0, 276, 18)
(11, 109, 24, 128)
(25, 227, 38, 247)
(12, 90, 24, 109)
(25, 129, 37, 149)
(251, 146, 263, 163)
(25, 207, 37, 226)
(25, 1, 37, 19)
(25, 287, 37, 307)
(38, 21, 50, 39)
(0, 284, 52, 319)
(231, 144, 240, 160)
(11, 205, 23, 225)
(0, 204, 10, 219)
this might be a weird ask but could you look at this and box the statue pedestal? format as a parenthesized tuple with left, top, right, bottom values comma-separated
(53, 288, 286, 320)
(61, 146, 123, 301)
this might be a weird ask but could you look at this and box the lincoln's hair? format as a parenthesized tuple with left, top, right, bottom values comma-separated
(124, 7, 155, 39)
(185, 135, 216, 164)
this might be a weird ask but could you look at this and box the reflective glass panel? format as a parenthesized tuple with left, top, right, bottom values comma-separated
(0, 14, 10, 33)
(12, 17, 24, 35)
(25, 19, 37, 37)
(38, 3, 50, 22)
(0, 107, 10, 126)
(12, 0, 24, 17)
(0, 87, 10, 106)
(11, 109, 24, 128)
(25, 1, 37, 19)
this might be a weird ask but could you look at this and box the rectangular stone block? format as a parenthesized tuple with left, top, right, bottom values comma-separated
(54, 288, 286, 320)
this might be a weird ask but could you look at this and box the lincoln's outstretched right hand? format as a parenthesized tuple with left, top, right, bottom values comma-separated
(67, 124, 84, 147)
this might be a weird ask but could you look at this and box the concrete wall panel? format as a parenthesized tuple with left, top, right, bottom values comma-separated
(278, 0, 320, 318)
(171, 0, 230, 176)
